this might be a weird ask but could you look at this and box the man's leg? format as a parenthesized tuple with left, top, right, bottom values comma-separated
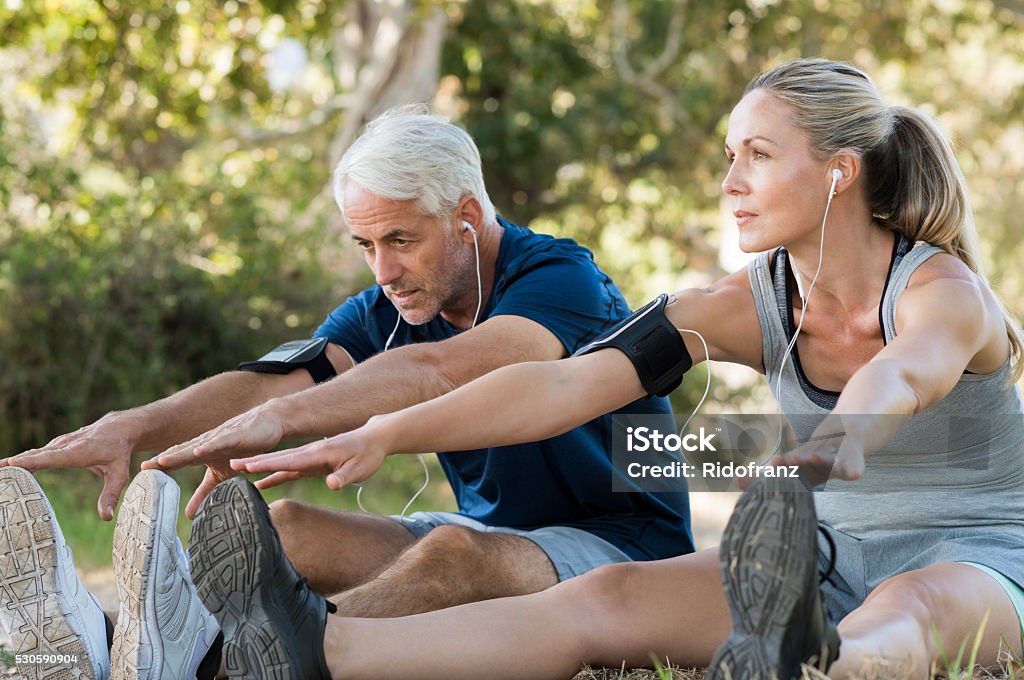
(268, 499, 417, 595)
(328, 524, 558, 616)
(828, 562, 1023, 679)
(273, 502, 616, 618)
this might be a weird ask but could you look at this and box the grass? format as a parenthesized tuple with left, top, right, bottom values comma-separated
(571, 664, 1023, 679)
(567, 638, 1024, 680)
(11, 459, 1024, 680)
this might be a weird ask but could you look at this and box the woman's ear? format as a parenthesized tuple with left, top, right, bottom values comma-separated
(830, 152, 861, 195)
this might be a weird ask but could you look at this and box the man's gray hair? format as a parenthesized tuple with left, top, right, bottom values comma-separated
(333, 104, 497, 226)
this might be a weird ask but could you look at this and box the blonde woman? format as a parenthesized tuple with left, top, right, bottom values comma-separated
(194, 58, 1024, 680)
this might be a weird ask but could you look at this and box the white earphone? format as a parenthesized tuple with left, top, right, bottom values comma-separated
(770, 166, 845, 457)
(375, 216, 483, 521)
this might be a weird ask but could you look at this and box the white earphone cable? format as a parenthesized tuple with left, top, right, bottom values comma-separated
(770, 172, 841, 456)
(360, 221, 483, 520)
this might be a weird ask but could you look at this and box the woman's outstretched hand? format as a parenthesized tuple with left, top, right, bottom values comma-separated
(771, 416, 867, 487)
(230, 418, 392, 491)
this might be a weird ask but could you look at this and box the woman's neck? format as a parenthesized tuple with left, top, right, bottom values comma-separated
(786, 215, 895, 314)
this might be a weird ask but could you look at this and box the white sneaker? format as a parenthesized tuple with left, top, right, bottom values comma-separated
(111, 469, 220, 680)
(0, 466, 111, 679)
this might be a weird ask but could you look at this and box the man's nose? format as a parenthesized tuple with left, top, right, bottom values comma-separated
(372, 249, 403, 287)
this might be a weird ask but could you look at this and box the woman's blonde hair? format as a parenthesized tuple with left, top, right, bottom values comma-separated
(747, 58, 1023, 381)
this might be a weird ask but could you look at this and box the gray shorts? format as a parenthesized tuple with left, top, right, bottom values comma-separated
(392, 511, 632, 581)
(817, 522, 1024, 624)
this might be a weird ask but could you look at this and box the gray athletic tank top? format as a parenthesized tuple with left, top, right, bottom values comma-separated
(748, 238, 1024, 538)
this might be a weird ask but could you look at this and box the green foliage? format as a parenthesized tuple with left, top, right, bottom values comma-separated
(0, 0, 348, 453)
(1, 0, 1022, 567)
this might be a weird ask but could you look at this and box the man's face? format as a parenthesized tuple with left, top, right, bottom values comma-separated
(344, 183, 475, 326)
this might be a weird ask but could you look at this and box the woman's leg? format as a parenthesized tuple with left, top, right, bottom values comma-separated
(830, 562, 1022, 679)
(324, 547, 729, 680)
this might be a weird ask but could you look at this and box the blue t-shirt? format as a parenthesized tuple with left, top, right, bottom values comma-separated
(315, 218, 693, 561)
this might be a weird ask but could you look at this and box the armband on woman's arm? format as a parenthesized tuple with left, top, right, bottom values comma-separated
(572, 293, 692, 397)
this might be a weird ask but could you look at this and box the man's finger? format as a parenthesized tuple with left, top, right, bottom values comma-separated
(6, 446, 80, 472)
(185, 469, 223, 519)
(150, 439, 213, 471)
(97, 469, 129, 522)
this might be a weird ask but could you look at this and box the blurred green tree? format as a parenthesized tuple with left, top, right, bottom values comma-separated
(0, 0, 1021, 551)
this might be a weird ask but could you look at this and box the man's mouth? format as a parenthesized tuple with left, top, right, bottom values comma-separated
(389, 289, 419, 302)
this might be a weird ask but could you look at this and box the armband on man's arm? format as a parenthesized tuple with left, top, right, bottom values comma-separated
(238, 337, 337, 384)
(572, 294, 692, 397)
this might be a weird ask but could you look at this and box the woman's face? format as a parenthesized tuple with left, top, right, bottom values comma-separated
(722, 89, 832, 253)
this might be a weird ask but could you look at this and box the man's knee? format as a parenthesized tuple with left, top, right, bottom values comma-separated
(401, 525, 553, 596)
(268, 498, 312, 539)
(407, 525, 487, 568)
(268, 499, 321, 567)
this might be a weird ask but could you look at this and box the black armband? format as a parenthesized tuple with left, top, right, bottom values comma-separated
(572, 294, 692, 397)
(238, 337, 337, 384)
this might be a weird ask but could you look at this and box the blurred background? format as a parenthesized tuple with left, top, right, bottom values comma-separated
(1, 0, 1022, 570)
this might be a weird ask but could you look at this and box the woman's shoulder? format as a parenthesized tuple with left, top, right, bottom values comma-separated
(904, 247, 977, 290)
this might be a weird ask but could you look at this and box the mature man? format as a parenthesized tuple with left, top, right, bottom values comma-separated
(0, 106, 692, 679)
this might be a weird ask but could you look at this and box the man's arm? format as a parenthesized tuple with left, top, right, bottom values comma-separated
(3, 347, 348, 520)
(148, 315, 565, 466)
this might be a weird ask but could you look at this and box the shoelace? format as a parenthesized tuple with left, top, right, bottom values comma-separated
(816, 526, 838, 588)
(296, 576, 338, 614)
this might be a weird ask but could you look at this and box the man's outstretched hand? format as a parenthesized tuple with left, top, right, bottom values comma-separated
(142, 405, 286, 517)
(1, 415, 137, 521)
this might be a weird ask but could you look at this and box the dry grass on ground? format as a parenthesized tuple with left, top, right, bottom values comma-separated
(571, 664, 1022, 679)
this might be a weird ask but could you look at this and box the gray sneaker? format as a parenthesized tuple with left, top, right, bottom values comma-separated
(189, 477, 334, 680)
(0, 466, 111, 679)
(706, 475, 841, 680)
(110, 469, 221, 680)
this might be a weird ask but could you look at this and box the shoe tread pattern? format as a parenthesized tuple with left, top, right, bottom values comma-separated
(0, 467, 95, 680)
(189, 480, 292, 680)
(706, 477, 818, 680)
(110, 470, 160, 680)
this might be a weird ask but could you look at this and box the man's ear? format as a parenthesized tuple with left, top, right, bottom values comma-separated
(456, 196, 484, 244)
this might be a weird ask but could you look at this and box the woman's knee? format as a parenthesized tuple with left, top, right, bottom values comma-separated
(558, 563, 640, 637)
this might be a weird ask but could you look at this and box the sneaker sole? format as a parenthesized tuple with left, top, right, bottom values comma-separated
(0, 467, 99, 680)
(111, 469, 173, 680)
(706, 476, 818, 680)
(189, 479, 294, 680)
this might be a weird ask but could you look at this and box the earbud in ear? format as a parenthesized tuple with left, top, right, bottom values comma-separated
(832, 169, 843, 183)
(462, 220, 476, 235)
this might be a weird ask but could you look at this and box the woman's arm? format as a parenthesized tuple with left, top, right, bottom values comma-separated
(233, 349, 645, 489)
(780, 264, 1008, 481)
(233, 274, 764, 489)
